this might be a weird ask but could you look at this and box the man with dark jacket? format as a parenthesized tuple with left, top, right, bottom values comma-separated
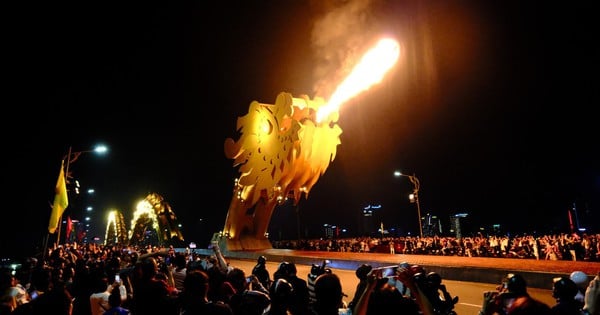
(251, 256, 271, 290)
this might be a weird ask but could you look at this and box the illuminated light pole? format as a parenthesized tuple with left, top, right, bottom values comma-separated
(64, 145, 108, 182)
(393, 170, 423, 238)
(56, 144, 108, 245)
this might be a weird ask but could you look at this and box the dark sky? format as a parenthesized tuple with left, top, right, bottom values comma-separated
(3, 1, 598, 259)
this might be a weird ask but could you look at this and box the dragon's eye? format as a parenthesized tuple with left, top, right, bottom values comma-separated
(258, 118, 273, 135)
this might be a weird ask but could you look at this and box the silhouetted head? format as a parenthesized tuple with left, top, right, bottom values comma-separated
(504, 273, 528, 297)
(257, 255, 266, 265)
(174, 253, 187, 268)
(314, 273, 345, 312)
(240, 290, 271, 315)
(270, 278, 294, 305)
(426, 272, 442, 288)
(410, 264, 425, 276)
(552, 276, 578, 300)
(275, 261, 297, 279)
(355, 264, 372, 280)
(225, 267, 247, 292)
(141, 257, 159, 279)
(183, 269, 209, 296)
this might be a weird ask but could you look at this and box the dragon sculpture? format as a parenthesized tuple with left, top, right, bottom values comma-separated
(221, 92, 342, 250)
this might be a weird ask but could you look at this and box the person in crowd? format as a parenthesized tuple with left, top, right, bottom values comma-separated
(265, 278, 294, 315)
(582, 273, 599, 315)
(226, 267, 271, 315)
(479, 273, 552, 315)
(361, 264, 458, 315)
(570, 271, 589, 306)
(550, 276, 582, 315)
(352, 266, 422, 315)
(10, 271, 29, 306)
(171, 252, 188, 293)
(102, 289, 130, 315)
(178, 269, 233, 315)
(419, 271, 458, 315)
(130, 256, 179, 315)
(205, 242, 231, 303)
(218, 281, 237, 305)
(12, 273, 73, 315)
(307, 260, 331, 310)
(205, 254, 229, 302)
(0, 270, 18, 313)
(311, 273, 347, 315)
(389, 261, 413, 296)
(273, 262, 310, 315)
(252, 256, 272, 290)
(1, 269, 30, 312)
(70, 258, 94, 315)
(347, 264, 371, 313)
(211, 242, 232, 274)
(155, 268, 179, 296)
(89, 275, 114, 315)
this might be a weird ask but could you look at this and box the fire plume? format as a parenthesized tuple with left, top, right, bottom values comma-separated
(317, 38, 400, 123)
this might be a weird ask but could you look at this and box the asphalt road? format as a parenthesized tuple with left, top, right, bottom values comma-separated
(226, 258, 556, 315)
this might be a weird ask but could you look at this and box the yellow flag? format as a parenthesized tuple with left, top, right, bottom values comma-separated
(48, 161, 69, 234)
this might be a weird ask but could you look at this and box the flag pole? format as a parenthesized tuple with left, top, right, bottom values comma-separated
(42, 233, 50, 262)
(54, 146, 72, 248)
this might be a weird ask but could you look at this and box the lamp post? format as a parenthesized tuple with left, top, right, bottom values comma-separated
(56, 144, 108, 245)
(63, 145, 108, 182)
(394, 170, 423, 238)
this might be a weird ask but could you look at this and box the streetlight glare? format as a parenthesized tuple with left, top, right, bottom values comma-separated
(93, 145, 108, 154)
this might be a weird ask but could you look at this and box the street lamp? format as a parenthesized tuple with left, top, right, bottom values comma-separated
(57, 144, 108, 244)
(394, 170, 423, 238)
(63, 145, 108, 179)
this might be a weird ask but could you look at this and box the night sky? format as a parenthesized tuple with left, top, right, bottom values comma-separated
(3, 1, 598, 259)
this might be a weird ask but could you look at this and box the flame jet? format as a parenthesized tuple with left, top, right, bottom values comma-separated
(221, 38, 399, 250)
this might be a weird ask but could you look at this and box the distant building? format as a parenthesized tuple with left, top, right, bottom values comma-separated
(361, 204, 381, 236)
(423, 213, 441, 237)
(449, 213, 468, 238)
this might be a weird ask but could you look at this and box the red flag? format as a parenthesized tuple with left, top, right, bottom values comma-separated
(77, 229, 86, 242)
(568, 209, 574, 233)
(66, 216, 73, 240)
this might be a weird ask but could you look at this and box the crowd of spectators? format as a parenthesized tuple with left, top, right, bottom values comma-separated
(1, 240, 599, 315)
(272, 232, 600, 261)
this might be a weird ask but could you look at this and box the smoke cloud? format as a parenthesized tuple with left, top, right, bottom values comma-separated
(310, 0, 383, 99)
